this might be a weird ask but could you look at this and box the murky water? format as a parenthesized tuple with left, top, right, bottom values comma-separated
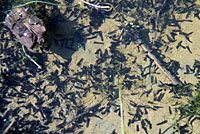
(1, 0, 200, 134)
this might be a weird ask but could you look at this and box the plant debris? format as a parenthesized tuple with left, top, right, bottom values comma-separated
(4, 7, 46, 52)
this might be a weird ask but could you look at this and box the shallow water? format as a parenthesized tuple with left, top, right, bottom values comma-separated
(1, 0, 200, 134)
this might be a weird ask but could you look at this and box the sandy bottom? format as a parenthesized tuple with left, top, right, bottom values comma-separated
(0, 0, 200, 134)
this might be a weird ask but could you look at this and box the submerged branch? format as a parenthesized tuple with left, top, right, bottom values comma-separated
(136, 39, 180, 85)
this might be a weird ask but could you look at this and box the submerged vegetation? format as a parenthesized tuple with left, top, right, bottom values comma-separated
(168, 82, 200, 133)
(180, 83, 200, 117)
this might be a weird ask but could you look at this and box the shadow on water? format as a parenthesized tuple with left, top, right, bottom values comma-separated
(44, 12, 82, 59)
(44, 4, 111, 60)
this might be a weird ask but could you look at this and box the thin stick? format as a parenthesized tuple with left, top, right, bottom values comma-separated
(118, 81, 125, 134)
(137, 39, 179, 85)
(22, 45, 42, 69)
(14, 0, 65, 7)
(14, 0, 83, 10)
(80, 0, 111, 9)
(3, 118, 15, 134)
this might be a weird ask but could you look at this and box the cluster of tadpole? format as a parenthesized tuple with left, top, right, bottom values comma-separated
(1, 0, 200, 133)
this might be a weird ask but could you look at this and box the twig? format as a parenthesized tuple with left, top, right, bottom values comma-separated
(13, 0, 84, 10)
(79, 0, 111, 10)
(14, 0, 65, 7)
(118, 81, 125, 134)
(136, 39, 180, 85)
(2, 118, 15, 134)
(22, 45, 42, 69)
